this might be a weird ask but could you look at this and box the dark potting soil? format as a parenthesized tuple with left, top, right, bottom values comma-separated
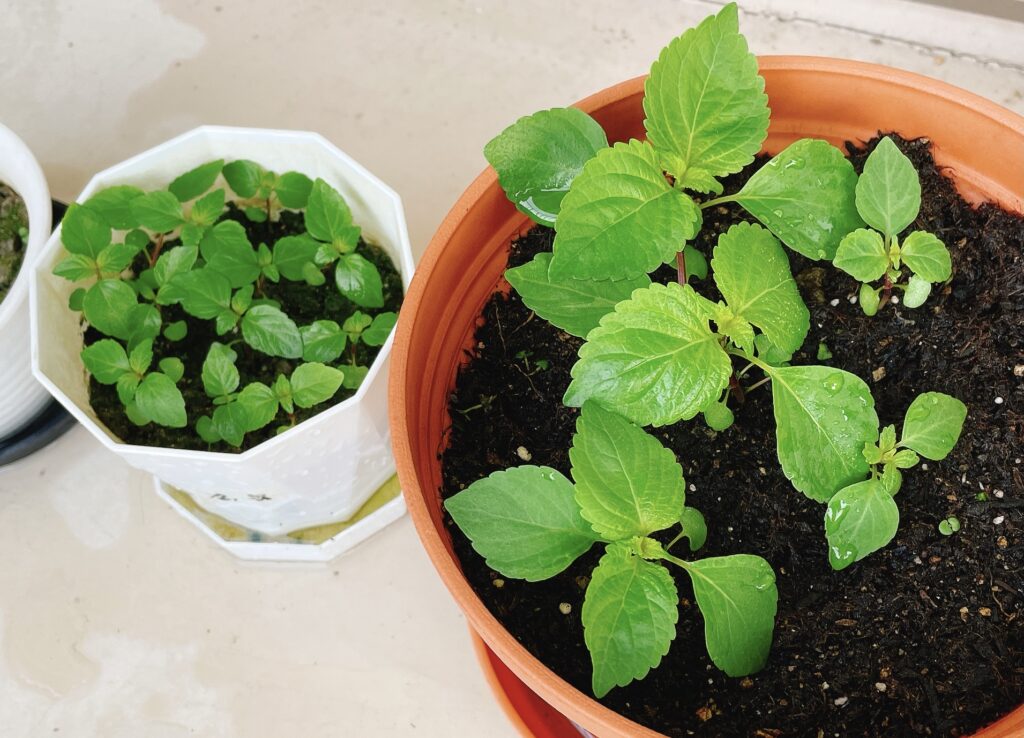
(87, 203, 404, 453)
(0, 183, 29, 304)
(440, 135, 1024, 737)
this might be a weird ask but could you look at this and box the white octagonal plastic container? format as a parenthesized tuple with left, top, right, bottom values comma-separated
(0, 122, 53, 439)
(30, 126, 414, 535)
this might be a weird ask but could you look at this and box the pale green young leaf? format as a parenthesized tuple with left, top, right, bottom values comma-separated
(84, 186, 144, 230)
(900, 231, 951, 282)
(223, 160, 264, 198)
(237, 382, 279, 432)
(859, 283, 881, 316)
(82, 279, 139, 340)
(273, 235, 319, 281)
(733, 139, 864, 260)
(195, 416, 221, 444)
(362, 312, 398, 346)
(679, 506, 708, 552)
(769, 365, 879, 501)
(302, 261, 327, 286)
(200, 220, 259, 288)
(215, 310, 239, 335)
(189, 188, 225, 227)
(711, 222, 809, 353)
(305, 178, 354, 244)
(570, 401, 685, 539)
(902, 275, 932, 308)
(275, 171, 314, 209)
(564, 283, 732, 427)
(899, 392, 967, 460)
(130, 191, 185, 232)
(642, 3, 767, 189)
(824, 479, 899, 571)
(168, 160, 223, 202)
(891, 449, 920, 469)
(445, 465, 600, 581)
(53, 254, 98, 282)
(549, 140, 701, 281)
(61, 203, 112, 258)
(709, 303, 755, 355)
(95, 243, 137, 274)
(484, 107, 608, 227)
(702, 399, 734, 432)
(335, 253, 384, 308)
(506, 252, 650, 338)
(212, 401, 249, 446)
(290, 363, 344, 408)
(81, 339, 131, 384)
(681, 244, 708, 280)
(128, 338, 153, 375)
(231, 284, 254, 314)
(342, 311, 372, 342)
(834, 228, 888, 282)
(754, 333, 793, 366)
(300, 320, 347, 363)
(163, 320, 187, 342)
(856, 136, 920, 238)
(153, 245, 198, 287)
(241, 304, 303, 358)
(179, 223, 204, 248)
(879, 424, 897, 453)
(341, 365, 369, 390)
(127, 303, 161, 346)
(583, 543, 678, 698)
(178, 268, 232, 319)
(202, 342, 240, 398)
(117, 373, 140, 405)
(134, 372, 187, 428)
(686, 554, 777, 676)
(159, 357, 184, 384)
(272, 374, 293, 414)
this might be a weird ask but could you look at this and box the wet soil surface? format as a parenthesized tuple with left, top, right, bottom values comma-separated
(440, 135, 1023, 737)
(0, 183, 28, 303)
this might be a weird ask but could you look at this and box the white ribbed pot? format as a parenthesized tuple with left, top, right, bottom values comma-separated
(0, 123, 53, 439)
(30, 126, 414, 535)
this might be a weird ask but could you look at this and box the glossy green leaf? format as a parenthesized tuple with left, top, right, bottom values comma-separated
(134, 372, 187, 428)
(53, 254, 98, 282)
(702, 399, 734, 431)
(241, 304, 303, 358)
(900, 392, 967, 460)
(158, 357, 184, 384)
(212, 401, 249, 446)
(341, 365, 369, 390)
(275, 171, 314, 209)
(834, 228, 888, 282)
(202, 342, 240, 398)
(178, 268, 232, 319)
(583, 543, 678, 698)
(570, 401, 685, 539)
(300, 320, 347, 363)
(362, 311, 398, 346)
(128, 338, 153, 375)
(856, 137, 920, 238)
(223, 159, 264, 198)
(82, 279, 138, 340)
(306, 178, 356, 244)
(681, 244, 708, 280)
(769, 365, 879, 501)
(236, 382, 279, 432)
(169, 159, 224, 202)
(881, 463, 903, 495)
(484, 107, 608, 227)
(335, 253, 384, 308)
(84, 186, 144, 230)
(445, 465, 599, 582)
(189, 188, 225, 226)
(342, 311, 372, 342)
(290, 363, 344, 408)
(81, 339, 131, 384)
(95, 243, 137, 275)
(824, 479, 899, 571)
(734, 139, 863, 260)
(678, 506, 707, 552)
(859, 282, 881, 316)
(200, 220, 259, 288)
(163, 320, 187, 342)
(902, 275, 931, 308)
(901, 231, 950, 282)
(549, 140, 701, 281)
(153, 245, 198, 287)
(130, 191, 185, 232)
(61, 204, 112, 258)
(273, 234, 320, 281)
(643, 3, 767, 191)
(712, 222, 809, 353)
(506, 252, 650, 338)
(565, 282, 732, 427)
(686, 554, 777, 676)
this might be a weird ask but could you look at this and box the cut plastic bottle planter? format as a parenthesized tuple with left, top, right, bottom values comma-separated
(30, 127, 414, 554)
(0, 122, 53, 439)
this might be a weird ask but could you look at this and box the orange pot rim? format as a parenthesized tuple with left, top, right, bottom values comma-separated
(391, 56, 1024, 738)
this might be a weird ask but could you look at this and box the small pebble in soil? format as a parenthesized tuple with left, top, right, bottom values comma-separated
(995, 490, 1005, 498)
(492, 578, 505, 588)
(979, 607, 993, 617)
(993, 516, 1005, 525)
(890, 295, 900, 304)
(875, 683, 888, 693)
(834, 696, 849, 707)
(872, 367, 886, 382)
(516, 446, 532, 461)
(558, 602, 572, 615)
(960, 606, 970, 622)
(829, 298, 840, 307)
(848, 294, 858, 304)
(997, 537, 1009, 549)
(1014, 364, 1024, 377)
(994, 396, 1004, 405)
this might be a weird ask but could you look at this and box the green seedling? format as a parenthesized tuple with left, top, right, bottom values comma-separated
(833, 136, 952, 314)
(938, 517, 961, 536)
(446, 401, 777, 698)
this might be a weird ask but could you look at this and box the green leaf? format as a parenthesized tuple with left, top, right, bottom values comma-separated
(902, 275, 932, 308)
(341, 365, 369, 389)
(127, 303, 161, 346)
(484, 107, 608, 227)
(153, 245, 198, 287)
(891, 449, 920, 469)
(678, 506, 707, 552)
(69, 288, 86, 311)
(200, 220, 259, 288)
(231, 284, 254, 314)
(212, 401, 249, 446)
(300, 320, 347, 362)
(711, 222, 809, 354)
(237, 382, 279, 431)
(125, 229, 150, 251)
(223, 160, 264, 198)
(158, 357, 184, 383)
(189, 188, 225, 227)
(362, 312, 398, 347)
(196, 415, 221, 444)
(681, 244, 708, 280)
(879, 424, 897, 454)
(306, 178, 355, 244)
(570, 401, 685, 539)
(335, 253, 384, 308)
(881, 463, 903, 495)
(275, 171, 314, 209)
(824, 479, 899, 571)
(244, 206, 268, 223)
(128, 338, 153, 374)
(178, 268, 232, 319)
(61, 203, 112, 258)
(769, 365, 879, 501)
(702, 399, 734, 431)
(302, 261, 326, 286)
(134, 372, 187, 428)
(54, 254, 98, 282)
(900, 392, 967, 460)
(84, 186, 144, 230)
(565, 283, 732, 427)
(82, 279, 139, 340)
(549, 140, 701, 281)
(342, 311, 372, 342)
(202, 342, 240, 398)
(81, 339, 131, 383)
(445, 465, 599, 581)
(506, 252, 650, 338)
(733, 139, 864, 261)
(241, 304, 303, 358)
(642, 3, 767, 190)
(859, 282, 881, 316)
(583, 543, 678, 697)
(169, 160, 224, 202)
(901, 231, 951, 282)
(117, 374, 140, 405)
(96, 243, 137, 275)
(685, 554, 777, 676)
(130, 191, 185, 232)
(754, 333, 793, 366)
(272, 234, 320, 281)
(856, 137, 920, 238)
(163, 320, 187, 342)
(290, 362, 345, 408)
(272, 374, 294, 413)
(834, 228, 888, 283)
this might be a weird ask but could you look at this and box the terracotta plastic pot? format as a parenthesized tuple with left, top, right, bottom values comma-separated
(390, 57, 1024, 738)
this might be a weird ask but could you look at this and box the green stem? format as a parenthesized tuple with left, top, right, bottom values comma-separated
(699, 195, 736, 210)
(665, 528, 687, 552)
(654, 549, 693, 572)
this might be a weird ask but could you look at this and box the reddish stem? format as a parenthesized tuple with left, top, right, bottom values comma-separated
(729, 372, 746, 405)
(675, 250, 687, 286)
(149, 233, 165, 268)
(879, 274, 894, 310)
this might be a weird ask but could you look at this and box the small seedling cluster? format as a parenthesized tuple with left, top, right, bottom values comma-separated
(55, 159, 398, 447)
(447, 4, 968, 698)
